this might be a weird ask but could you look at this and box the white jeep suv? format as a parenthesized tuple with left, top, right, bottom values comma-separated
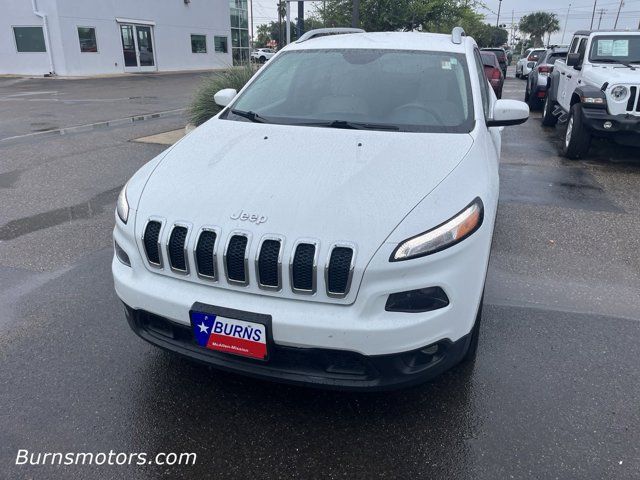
(112, 27, 528, 390)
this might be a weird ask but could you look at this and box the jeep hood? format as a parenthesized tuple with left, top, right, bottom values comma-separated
(135, 119, 474, 260)
(584, 65, 640, 87)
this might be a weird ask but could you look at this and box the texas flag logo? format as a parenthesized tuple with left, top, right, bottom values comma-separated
(190, 311, 267, 360)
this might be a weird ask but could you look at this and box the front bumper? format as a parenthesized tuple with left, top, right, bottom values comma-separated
(123, 303, 472, 391)
(581, 108, 640, 137)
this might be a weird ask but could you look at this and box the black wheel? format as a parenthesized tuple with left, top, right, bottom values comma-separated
(561, 103, 591, 159)
(461, 297, 483, 363)
(524, 82, 530, 102)
(541, 94, 558, 127)
(527, 88, 542, 111)
(259, 56, 266, 63)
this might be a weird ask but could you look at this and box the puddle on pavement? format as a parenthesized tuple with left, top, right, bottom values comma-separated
(499, 164, 624, 213)
(0, 186, 121, 241)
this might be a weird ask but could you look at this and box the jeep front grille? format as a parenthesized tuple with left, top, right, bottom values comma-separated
(257, 238, 282, 290)
(225, 234, 249, 285)
(626, 86, 640, 113)
(195, 229, 217, 279)
(291, 242, 316, 293)
(143, 220, 162, 267)
(167, 225, 189, 273)
(326, 246, 355, 298)
(142, 220, 356, 299)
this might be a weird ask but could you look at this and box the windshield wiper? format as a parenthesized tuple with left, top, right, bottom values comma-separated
(596, 58, 636, 70)
(230, 109, 267, 123)
(298, 120, 400, 131)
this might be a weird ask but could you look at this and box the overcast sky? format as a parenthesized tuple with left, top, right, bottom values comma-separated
(249, 0, 640, 45)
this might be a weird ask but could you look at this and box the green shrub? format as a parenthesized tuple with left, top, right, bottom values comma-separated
(188, 64, 257, 126)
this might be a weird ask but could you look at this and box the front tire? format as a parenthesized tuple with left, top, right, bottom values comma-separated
(561, 104, 591, 159)
(259, 56, 266, 63)
(541, 94, 558, 127)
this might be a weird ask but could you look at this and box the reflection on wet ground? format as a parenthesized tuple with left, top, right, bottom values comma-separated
(0, 186, 121, 241)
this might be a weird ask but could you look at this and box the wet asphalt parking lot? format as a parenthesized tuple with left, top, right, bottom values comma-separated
(1, 70, 639, 479)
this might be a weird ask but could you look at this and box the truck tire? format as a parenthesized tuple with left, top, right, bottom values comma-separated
(561, 104, 591, 159)
(541, 94, 558, 127)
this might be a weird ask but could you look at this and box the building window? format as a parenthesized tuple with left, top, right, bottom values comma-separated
(214, 36, 228, 53)
(191, 34, 207, 53)
(77, 27, 97, 52)
(229, 0, 249, 64)
(13, 26, 46, 53)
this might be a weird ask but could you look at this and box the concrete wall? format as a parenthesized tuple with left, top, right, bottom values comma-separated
(0, 0, 232, 76)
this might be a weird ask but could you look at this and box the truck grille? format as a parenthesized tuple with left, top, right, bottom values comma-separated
(626, 86, 640, 113)
(142, 220, 356, 299)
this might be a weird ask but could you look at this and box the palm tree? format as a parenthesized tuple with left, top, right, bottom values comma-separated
(519, 12, 560, 47)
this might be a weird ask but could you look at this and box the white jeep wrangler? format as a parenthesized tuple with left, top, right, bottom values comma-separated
(542, 30, 640, 159)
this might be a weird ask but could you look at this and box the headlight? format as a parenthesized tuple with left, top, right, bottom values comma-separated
(116, 182, 129, 224)
(611, 86, 628, 102)
(390, 198, 484, 262)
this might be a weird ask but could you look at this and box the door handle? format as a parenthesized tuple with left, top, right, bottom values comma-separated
(566, 74, 572, 79)
(561, 72, 565, 75)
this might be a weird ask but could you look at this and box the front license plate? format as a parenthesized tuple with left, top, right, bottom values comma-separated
(190, 310, 268, 360)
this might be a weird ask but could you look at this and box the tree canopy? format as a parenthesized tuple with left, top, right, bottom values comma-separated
(518, 12, 560, 47)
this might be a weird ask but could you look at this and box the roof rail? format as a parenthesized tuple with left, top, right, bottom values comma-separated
(451, 26, 465, 45)
(296, 27, 365, 43)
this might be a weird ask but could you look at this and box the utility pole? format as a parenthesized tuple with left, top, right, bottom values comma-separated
(352, 0, 360, 28)
(249, 0, 254, 49)
(561, 3, 571, 44)
(511, 9, 515, 46)
(598, 8, 605, 29)
(297, 1, 304, 38)
(614, 0, 624, 29)
(590, 0, 597, 29)
(496, 0, 503, 28)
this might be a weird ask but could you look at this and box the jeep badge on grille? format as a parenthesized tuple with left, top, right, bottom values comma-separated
(230, 210, 268, 225)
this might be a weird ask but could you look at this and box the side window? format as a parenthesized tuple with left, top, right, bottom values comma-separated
(472, 49, 491, 120)
(577, 38, 588, 63)
(569, 37, 580, 53)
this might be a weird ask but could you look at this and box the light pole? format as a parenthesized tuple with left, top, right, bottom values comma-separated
(496, 0, 503, 28)
(561, 3, 571, 44)
(590, 0, 597, 29)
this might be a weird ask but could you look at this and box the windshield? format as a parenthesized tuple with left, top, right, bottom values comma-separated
(226, 49, 474, 133)
(589, 35, 640, 63)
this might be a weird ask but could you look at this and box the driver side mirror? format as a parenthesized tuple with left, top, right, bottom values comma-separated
(487, 99, 529, 127)
(214, 88, 237, 107)
(566, 53, 581, 68)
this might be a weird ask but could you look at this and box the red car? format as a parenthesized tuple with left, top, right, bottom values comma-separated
(480, 51, 504, 99)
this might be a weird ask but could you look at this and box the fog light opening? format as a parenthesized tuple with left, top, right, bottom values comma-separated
(603, 121, 613, 129)
(115, 241, 131, 266)
(385, 287, 449, 313)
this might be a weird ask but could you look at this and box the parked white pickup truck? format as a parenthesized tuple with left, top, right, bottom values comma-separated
(542, 30, 640, 158)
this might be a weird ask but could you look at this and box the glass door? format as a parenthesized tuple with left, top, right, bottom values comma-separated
(119, 23, 156, 72)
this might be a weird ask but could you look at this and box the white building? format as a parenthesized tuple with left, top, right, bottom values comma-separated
(0, 0, 250, 76)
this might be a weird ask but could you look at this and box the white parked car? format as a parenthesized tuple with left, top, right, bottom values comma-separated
(543, 30, 640, 158)
(516, 48, 546, 78)
(250, 48, 275, 63)
(113, 27, 528, 390)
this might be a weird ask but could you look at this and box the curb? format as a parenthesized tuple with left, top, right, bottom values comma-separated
(0, 108, 186, 143)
